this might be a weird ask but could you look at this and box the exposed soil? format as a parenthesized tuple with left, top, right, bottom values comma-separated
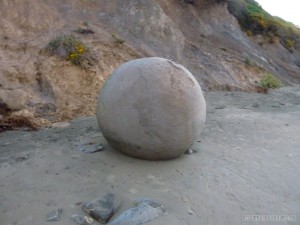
(1, 0, 299, 127)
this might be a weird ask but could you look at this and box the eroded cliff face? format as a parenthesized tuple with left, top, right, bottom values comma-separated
(0, 0, 142, 125)
(0, 0, 299, 126)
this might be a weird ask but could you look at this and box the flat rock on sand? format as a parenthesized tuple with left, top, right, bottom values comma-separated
(0, 86, 300, 225)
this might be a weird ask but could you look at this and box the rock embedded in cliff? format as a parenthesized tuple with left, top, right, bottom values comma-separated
(0, 89, 28, 111)
(96, 57, 206, 160)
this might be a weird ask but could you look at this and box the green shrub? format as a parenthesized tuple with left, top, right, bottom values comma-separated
(285, 39, 295, 49)
(246, 29, 253, 36)
(227, 0, 300, 51)
(261, 73, 281, 89)
(46, 35, 89, 65)
(266, 33, 276, 43)
(111, 34, 125, 45)
(244, 57, 251, 65)
(74, 28, 95, 35)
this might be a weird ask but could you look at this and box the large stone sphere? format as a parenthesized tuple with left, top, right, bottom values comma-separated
(96, 57, 206, 160)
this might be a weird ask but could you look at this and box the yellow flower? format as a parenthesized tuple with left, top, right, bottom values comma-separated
(75, 45, 85, 54)
(69, 52, 77, 59)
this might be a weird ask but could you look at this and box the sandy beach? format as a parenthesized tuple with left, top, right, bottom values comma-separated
(1, 86, 299, 225)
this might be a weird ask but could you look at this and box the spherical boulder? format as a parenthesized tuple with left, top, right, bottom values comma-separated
(96, 57, 206, 160)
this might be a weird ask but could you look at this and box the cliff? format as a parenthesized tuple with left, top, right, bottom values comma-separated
(0, 0, 299, 126)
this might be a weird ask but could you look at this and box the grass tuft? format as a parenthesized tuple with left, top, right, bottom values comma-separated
(111, 34, 125, 45)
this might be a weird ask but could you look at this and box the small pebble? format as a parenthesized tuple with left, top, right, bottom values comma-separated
(185, 149, 194, 155)
(71, 215, 94, 225)
(46, 208, 63, 222)
(215, 105, 226, 109)
(271, 105, 280, 108)
(185, 149, 198, 155)
(187, 207, 195, 215)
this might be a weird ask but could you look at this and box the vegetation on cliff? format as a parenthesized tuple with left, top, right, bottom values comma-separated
(227, 0, 300, 51)
(46, 35, 92, 66)
(261, 73, 281, 89)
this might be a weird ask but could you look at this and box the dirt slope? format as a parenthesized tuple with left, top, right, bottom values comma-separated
(0, 0, 300, 125)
